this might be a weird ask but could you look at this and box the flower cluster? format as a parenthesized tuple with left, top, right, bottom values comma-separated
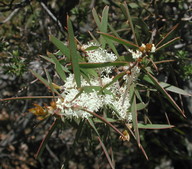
(128, 43, 156, 59)
(82, 42, 117, 74)
(55, 43, 144, 122)
(51, 42, 155, 122)
(56, 73, 132, 121)
(30, 42, 156, 122)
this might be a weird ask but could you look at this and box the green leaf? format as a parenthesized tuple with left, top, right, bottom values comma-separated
(101, 6, 109, 33)
(67, 16, 81, 88)
(159, 82, 191, 96)
(48, 53, 66, 82)
(80, 68, 98, 79)
(84, 45, 100, 51)
(30, 70, 52, 90)
(79, 61, 129, 69)
(119, 3, 128, 19)
(93, 118, 117, 123)
(100, 6, 109, 48)
(135, 89, 143, 102)
(30, 70, 60, 96)
(120, 2, 138, 45)
(40, 55, 54, 64)
(92, 8, 101, 30)
(49, 35, 70, 61)
(98, 32, 139, 49)
(87, 118, 100, 137)
(138, 123, 174, 129)
(105, 38, 119, 56)
(130, 85, 140, 145)
(83, 86, 103, 93)
(44, 68, 55, 96)
(108, 23, 121, 38)
(137, 102, 148, 111)
(40, 55, 69, 73)
(145, 69, 185, 117)
(142, 74, 155, 84)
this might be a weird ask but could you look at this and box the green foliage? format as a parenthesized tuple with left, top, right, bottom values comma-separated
(2, 50, 26, 76)
(23, 3, 190, 164)
(1, 0, 191, 168)
(176, 50, 192, 80)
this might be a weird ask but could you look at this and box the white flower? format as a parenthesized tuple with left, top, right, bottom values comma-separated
(128, 49, 142, 59)
(151, 44, 156, 53)
(82, 42, 117, 63)
(82, 42, 117, 74)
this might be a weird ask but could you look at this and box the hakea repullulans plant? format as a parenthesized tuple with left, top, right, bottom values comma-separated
(30, 42, 156, 123)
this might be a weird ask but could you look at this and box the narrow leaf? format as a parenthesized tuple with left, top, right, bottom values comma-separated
(30, 70, 52, 90)
(98, 32, 139, 49)
(130, 85, 140, 145)
(138, 123, 174, 129)
(101, 6, 109, 33)
(67, 16, 81, 88)
(105, 38, 119, 56)
(145, 69, 185, 117)
(87, 118, 100, 137)
(137, 102, 148, 111)
(160, 82, 191, 96)
(79, 61, 129, 69)
(40, 55, 69, 73)
(30, 70, 60, 96)
(92, 8, 101, 30)
(121, 2, 138, 45)
(44, 68, 55, 98)
(93, 118, 117, 123)
(40, 55, 54, 64)
(48, 53, 66, 82)
(49, 35, 70, 60)
(84, 45, 100, 51)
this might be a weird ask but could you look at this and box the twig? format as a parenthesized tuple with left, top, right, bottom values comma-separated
(0, 8, 20, 25)
(0, 96, 60, 102)
(40, 2, 65, 35)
